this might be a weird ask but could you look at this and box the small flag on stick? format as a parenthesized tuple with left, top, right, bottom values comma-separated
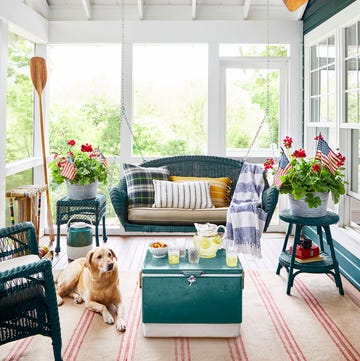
(99, 151, 108, 168)
(315, 138, 342, 174)
(273, 152, 291, 187)
(60, 161, 76, 180)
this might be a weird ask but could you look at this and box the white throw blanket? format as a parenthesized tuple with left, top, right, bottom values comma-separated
(226, 162, 268, 257)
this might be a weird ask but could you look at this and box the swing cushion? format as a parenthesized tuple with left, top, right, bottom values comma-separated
(123, 163, 170, 208)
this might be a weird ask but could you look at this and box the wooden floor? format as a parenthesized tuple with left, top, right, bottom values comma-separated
(44, 231, 360, 302)
(48, 232, 285, 272)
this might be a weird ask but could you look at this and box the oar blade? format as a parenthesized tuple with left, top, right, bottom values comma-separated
(30, 56, 47, 95)
(283, 0, 308, 11)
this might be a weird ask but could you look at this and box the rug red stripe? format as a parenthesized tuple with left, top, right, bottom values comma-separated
(128, 294, 142, 361)
(2, 337, 33, 361)
(229, 335, 249, 361)
(62, 308, 89, 358)
(252, 270, 305, 361)
(250, 270, 306, 361)
(250, 271, 299, 360)
(63, 309, 94, 361)
(122, 287, 141, 360)
(236, 335, 249, 361)
(175, 338, 179, 361)
(116, 279, 140, 359)
(116, 280, 141, 361)
(71, 311, 95, 361)
(295, 279, 360, 361)
(227, 338, 237, 361)
(186, 337, 191, 361)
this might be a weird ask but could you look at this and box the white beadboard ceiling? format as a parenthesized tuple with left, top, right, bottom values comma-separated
(21, 0, 307, 21)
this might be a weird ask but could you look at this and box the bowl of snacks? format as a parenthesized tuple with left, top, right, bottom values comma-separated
(148, 241, 168, 258)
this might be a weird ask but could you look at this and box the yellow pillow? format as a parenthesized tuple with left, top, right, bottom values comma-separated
(169, 176, 232, 207)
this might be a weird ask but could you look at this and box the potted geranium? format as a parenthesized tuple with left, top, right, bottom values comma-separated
(264, 135, 346, 216)
(49, 140, 108, 200)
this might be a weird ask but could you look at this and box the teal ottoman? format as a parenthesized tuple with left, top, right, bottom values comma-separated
(141, 248, 243, 337)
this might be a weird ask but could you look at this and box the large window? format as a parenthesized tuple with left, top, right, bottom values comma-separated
(309, 36, 336, 124)
(219, 44, 288, 158)
(305, 14, 360, 235)
(344, 22, 360, 124)
(48, 45, 122, 224)
(133, 44, 208, 156)
(6, 33, 34, 163)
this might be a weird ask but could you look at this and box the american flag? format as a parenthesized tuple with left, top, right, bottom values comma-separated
(315, 138, 341, 174)
(60, 161, 76, 180)
(273, 152, 291, 187)
(99, 151, 108, 168)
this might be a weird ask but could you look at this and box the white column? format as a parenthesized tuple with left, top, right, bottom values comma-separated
(208, 43, 224, 156)
(0, 21, 9, 228)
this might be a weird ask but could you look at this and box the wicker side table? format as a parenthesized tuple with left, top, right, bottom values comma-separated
(55, 194, 107, 254)
(276, 209, 344, 295)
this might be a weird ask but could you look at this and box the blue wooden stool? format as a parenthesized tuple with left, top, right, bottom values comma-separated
(276, 210, 344, 295)
(55, 194, 107, 254)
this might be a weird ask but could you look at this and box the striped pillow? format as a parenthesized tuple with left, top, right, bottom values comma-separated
(123, 163, 170, 208)
(169, 176, 232, 207)
(152, 180, 214, 209)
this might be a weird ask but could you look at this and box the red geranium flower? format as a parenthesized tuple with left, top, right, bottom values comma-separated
(264, 158, 275, 170)
(314, 134, 324, 140)
(81, 143, 93, 152)
(291, 148, 306, 158)
(67, 139, 76, 146)
(283, 136, 293, 149)
(312, 164, 320, 173)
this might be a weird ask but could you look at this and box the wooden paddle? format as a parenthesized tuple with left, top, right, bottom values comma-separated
(30, 56, 55, 244)
(283, 0, 308, 11)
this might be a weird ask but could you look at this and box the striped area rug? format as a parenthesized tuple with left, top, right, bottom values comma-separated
(1, 270, 359, 361)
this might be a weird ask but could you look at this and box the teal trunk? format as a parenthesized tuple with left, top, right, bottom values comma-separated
(142, 249, 242, 324)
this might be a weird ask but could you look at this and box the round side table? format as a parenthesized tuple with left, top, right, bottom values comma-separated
(276, 209, 344, 295)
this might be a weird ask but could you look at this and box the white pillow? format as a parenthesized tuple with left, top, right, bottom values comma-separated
(152, 180, 214, 209)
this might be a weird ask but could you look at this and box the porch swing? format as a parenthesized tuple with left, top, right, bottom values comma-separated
(109, 0, 293, 233)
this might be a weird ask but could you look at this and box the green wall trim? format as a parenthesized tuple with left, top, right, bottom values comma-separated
(303, 0, 357, 34)
(303, 226, 360, 291)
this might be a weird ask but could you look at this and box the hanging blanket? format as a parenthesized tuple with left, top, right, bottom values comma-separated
(226, 162, 268, 257)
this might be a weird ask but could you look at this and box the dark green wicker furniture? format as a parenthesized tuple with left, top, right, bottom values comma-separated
(110, 155, 279, 233)
(276, 210, 344, 295)
(55, 194, 107, 254)
(0, 222, 62, 361)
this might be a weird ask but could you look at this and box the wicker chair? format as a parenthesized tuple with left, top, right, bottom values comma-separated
(0, 222, 62, 361)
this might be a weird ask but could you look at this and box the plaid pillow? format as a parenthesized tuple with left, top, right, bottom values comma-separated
(123, 163, 170, 208)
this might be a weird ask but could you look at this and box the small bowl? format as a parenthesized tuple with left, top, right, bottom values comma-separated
(148, 241, 168, 258)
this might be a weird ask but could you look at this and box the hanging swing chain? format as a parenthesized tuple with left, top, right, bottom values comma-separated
(120, 0, 145, 163)
(242, 0, 270, 162)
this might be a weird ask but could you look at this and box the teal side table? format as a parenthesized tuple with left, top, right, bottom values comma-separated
(276, 209, 344, 295)
(55, 194, 107, 254)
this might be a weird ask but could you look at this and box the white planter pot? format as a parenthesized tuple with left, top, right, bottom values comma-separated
(289, 192, 329, 217)
(66, 180, 98, 200)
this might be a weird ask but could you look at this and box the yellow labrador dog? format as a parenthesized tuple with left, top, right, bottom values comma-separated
(55, 247, 126, 332)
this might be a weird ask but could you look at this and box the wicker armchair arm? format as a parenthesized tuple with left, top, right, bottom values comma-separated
(0, 222, 38, 259)
(262, 186, 279, 232)
(0, 258, 52, 283)
(110, 185, 129, 226)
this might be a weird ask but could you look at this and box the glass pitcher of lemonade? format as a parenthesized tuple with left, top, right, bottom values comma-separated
(193, 223, 226, 258)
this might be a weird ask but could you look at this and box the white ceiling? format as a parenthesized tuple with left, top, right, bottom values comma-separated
(22, 0, 307, 21)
